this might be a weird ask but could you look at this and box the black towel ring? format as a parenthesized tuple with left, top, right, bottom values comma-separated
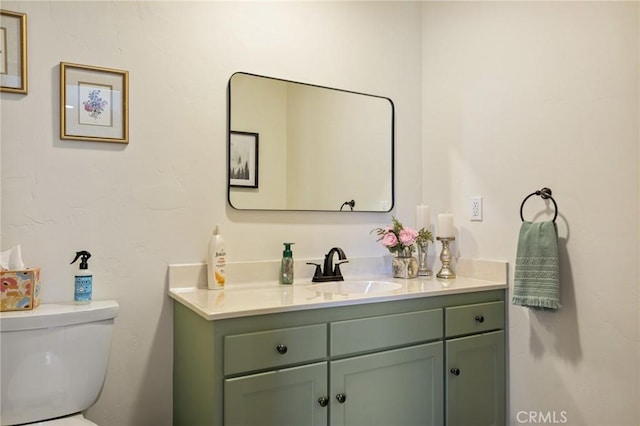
(520, 187, 558, 223)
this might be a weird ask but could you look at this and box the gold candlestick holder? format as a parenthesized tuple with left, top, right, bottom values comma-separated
(436, 236, 456, 279)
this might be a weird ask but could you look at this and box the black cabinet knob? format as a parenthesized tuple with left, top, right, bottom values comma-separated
(276, 344, 288, 354)
(318, 397, 329, 407)
(336, 393, 347, 403)
(475, 315, 485, 323)
(450, 368, 460, 376)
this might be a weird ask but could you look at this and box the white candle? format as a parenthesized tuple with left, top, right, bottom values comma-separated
(416, 205, 430, 230)
(438, 213, 454, 237)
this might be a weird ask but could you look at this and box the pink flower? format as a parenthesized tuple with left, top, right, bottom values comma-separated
(372, 217, 425, 255)
(398, 227, 418, 245)
(2, 277, 18, 289)
(381, 232, 398, 248)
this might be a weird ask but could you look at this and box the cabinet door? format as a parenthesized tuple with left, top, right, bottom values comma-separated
(330, 342, 443, 426)
(224, 362, 327, 426)
(446, 331, 505, 426)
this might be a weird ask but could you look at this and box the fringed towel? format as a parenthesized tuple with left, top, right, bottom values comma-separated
(512, 221, 560, 311)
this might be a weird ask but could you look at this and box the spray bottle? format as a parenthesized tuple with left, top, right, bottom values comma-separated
(70, 250, 93, 304)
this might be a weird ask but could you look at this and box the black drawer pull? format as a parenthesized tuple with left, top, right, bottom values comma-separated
(336, 393, 347, 403)
(450, 368, 460, 376)
(318, 397, 329, 407)
(475, 315, 485, 323)
(276, 344, 288, 354)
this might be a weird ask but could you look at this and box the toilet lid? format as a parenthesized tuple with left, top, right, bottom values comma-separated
(28, 413, 98, 426)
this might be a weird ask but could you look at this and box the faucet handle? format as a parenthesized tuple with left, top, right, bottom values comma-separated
(333, 260, 349, 281)
(306, 262, 323, 280)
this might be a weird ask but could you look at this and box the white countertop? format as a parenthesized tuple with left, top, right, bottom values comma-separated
(168, 257, 508, 320)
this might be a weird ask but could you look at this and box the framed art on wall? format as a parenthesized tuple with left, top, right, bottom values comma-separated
(0, 9, 28, 94)
(229, 131, 259, 188)
(60, 62, 129, 143)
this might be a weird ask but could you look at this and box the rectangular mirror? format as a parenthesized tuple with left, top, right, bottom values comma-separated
(228, 72, 394, 212)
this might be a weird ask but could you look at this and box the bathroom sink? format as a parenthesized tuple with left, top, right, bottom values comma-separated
(309, 280, 402, 295)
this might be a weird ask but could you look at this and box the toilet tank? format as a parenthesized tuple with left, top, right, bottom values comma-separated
(0, 300, 119, 426)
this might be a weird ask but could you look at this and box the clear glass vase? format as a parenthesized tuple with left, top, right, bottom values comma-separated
(392, 248, 418, 279)
(417, 241, 432, 276)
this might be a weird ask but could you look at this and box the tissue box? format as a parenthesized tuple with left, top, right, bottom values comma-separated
(1, 268, 41, 312)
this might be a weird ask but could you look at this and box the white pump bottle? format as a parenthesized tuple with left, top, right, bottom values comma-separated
(207, 225, 226, 289)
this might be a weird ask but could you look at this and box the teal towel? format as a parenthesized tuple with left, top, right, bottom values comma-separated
(512, 221, 560, 311)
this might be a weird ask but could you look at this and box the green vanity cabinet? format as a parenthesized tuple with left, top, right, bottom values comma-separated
(173, 289, 506, 426)
(445, 301, 506, 426)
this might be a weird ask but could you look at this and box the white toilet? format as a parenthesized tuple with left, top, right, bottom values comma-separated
(0, 300, 119, 425)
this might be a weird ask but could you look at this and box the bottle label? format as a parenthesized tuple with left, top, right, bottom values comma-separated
(215, 252, 226, 287)
(74, 275, 93, 302)
(214, 265, 225, 286)
(281, 258, 294, 284)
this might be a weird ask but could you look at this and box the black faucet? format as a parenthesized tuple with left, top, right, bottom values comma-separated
(307, 247, 349, 282)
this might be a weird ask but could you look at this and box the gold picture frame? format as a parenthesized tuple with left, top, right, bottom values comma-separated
(60, 62, 129, 143)
(0, 9, 28, 94)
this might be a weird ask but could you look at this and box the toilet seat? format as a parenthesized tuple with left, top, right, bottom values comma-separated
(27, 413, 98, 425)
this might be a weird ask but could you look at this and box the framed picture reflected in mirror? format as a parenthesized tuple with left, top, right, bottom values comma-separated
(229, 131, 258, 188)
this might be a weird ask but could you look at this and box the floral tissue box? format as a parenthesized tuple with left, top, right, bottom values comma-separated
(1, 268, 41, 312)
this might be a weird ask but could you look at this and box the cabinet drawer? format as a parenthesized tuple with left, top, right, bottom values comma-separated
(331, 309, 442, 357)
(445, 301, 504, 338)
(224, 324, 327, 375)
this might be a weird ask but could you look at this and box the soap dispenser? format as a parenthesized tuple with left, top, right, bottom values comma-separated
(280, 243, 295, 285)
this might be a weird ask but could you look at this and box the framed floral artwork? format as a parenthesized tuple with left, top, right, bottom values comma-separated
(229, 131, 259, 188)
(0, 9, 28, 94)
(60, 62, 129, 143)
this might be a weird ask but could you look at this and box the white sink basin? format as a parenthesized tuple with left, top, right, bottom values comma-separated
(309, 280, 402, 295)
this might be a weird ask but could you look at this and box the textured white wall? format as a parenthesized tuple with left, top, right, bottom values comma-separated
(3, 1, 638, 425)
(422, 2, 639, 425)
(0, 1, 422, 425)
